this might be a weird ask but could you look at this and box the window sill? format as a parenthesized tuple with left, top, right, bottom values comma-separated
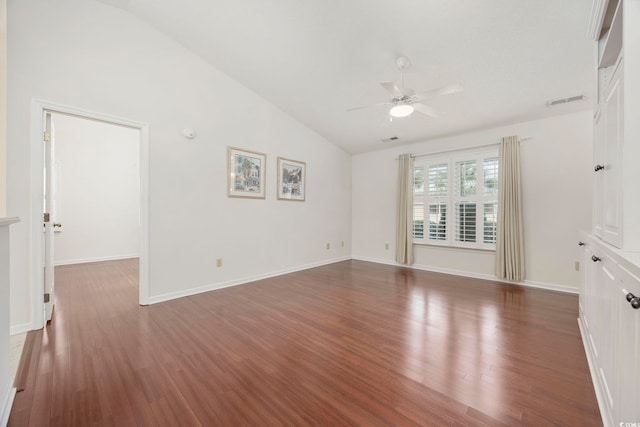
(412, 241, 496, 253)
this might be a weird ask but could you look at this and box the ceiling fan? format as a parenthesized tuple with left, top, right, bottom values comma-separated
(347, 56, 463, 119)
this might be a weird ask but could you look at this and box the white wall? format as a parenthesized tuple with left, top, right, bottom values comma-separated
(7, 0, 352, 331)
(0, 2, 12, 424)
(0, 0, 6, 217)
(52, 113, 140, 265)
(352, 111, 593, 291)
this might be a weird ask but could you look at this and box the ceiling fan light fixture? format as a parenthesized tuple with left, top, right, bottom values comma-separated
(389, 103, 414, 118)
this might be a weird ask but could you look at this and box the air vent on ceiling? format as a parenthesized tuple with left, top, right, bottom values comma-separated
(546, 94, 586, 107)
(382, 136, 399, 143)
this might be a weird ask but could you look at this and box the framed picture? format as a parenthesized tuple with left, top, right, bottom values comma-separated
(277, 157, 306, 201)
(227, 147, 266, 199)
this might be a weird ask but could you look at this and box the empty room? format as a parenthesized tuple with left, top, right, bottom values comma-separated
(1, 0, 639, 426)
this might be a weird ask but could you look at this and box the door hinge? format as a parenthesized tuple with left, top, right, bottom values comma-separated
(44, 293, 50, 303)
(44, 212, 50, 223)
(43, 132, 51, 142)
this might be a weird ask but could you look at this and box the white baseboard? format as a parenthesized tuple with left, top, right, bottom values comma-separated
(514, 278, 578, 294)
(351, 255, 578, 294)
(148, 256, 351, 305)
(54, 254, 139, 266)
(10, 322, 34, 336)
(0, 383, 16, 427)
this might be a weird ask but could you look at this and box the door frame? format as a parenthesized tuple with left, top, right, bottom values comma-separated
(30, 99, 150, 329)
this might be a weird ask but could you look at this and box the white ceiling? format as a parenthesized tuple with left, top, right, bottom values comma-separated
(98, 0, 594, 154)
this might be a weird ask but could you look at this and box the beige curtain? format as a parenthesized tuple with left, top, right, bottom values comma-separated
(396, 154, 414, 265)
(496, 136, 525, 281)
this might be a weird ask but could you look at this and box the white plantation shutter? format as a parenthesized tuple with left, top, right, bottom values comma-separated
(454, 161, 477, 243)
(428, 164, 448, 197)
(427, 164, 448, 242)
(455, 161, 476, 197)
(412, 148, 499, 250)
(455, 202, 477, 242)
(413, 203, 424, 238)
(483, 202, 498, 244)
(413, 167, 425, 238)
(428, 202, 447, 240)
(483, 158, 499, 244)
(483, 158, 499, 195)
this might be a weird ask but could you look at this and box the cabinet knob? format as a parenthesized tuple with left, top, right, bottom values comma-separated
(578, 242, 586, 246)
(591, 255, 602, 262)
(594, 164, 605, 172)
(625, 292, 640, 309)
(623, 290, 640, 310)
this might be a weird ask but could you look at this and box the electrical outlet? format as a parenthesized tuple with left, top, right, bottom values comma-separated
(575, 261, 580, 272)
(326, 243, 330, 250)
(216, 258, 223, 267)
(385, 243, 389, 250)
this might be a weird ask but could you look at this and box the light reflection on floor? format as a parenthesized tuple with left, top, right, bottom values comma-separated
(400, 280, 534, 420)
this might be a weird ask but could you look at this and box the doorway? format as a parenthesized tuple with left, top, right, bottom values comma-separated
(51, 113, 141, 266)
(31, 100, 149, 329)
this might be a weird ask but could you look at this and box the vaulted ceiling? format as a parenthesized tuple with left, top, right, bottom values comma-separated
(97, 0, 594, 153)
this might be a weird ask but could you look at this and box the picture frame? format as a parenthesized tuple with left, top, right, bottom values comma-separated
(277, 157, 306, 201)
(227, 147, 266, 199)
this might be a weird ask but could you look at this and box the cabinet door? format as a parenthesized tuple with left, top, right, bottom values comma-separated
(586, 247, 604, 357)
(593, 110, 604, 238)
(580, 245, 595, 328)
(597, 256, 618, 421)
(615, 266, 640, 424)
(602, 63, 623, 248)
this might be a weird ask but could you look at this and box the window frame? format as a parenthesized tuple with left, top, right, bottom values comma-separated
(412, 147, 499, 251)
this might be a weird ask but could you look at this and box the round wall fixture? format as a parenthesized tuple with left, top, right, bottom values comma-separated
(182, 128, 196, 139)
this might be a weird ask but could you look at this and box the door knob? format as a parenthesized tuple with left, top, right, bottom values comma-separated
(53, 223, 62, 228)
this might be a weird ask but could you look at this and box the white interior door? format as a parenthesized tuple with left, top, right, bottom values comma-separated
(32, 99, 150, 315)
(43, 111, 57, 322)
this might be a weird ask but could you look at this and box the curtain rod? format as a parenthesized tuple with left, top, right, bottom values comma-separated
(397, 136, 532, 159)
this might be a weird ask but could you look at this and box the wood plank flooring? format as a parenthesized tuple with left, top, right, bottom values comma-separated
(9, 259, 601, 426)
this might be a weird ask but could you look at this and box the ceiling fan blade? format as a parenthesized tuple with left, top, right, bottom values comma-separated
(417, 83, 464, 99)
(380, 81, 403, 97)
(413, 103, 440, 118)
(346, 101, 391, 112)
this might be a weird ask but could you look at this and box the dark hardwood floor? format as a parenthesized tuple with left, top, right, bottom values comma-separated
(9, 259, 601, 426)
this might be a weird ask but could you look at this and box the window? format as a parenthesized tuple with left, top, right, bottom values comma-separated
(412, 149, 499, 250)
(412, 168, 424, 238)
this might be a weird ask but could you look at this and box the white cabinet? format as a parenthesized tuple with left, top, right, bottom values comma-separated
(600, 59, 623, 248)
(616, 266, 640, 423)
(583, 1, 640, 425)
(591, 0, 640, 252)
(578, 234, 640, 427)
(593, 10, 623, 248)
